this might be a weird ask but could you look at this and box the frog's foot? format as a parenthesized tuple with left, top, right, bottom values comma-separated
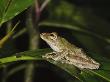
(42, 52, 56, 59)
(42, 52, 63, 61)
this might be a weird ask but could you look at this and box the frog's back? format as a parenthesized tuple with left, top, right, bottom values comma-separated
(60, 37, 77, 51)
(61, 37, 88, 57)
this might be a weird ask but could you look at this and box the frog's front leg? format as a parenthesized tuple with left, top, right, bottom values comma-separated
(42, 50, 68, 61)
(42, 52, 62, 61)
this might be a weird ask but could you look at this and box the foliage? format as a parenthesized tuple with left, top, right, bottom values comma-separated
(0, 0, 33, 25)
(0, 0, 110, 82)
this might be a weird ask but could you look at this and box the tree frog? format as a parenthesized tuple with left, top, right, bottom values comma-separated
(40, 32, 100, 69)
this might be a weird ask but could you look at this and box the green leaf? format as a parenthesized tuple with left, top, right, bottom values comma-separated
(80, 70, 106, 82)
(0, 48, 110, 81)
(0, 0, 8, 22)
(0, 0, 34, 25)
(89, 70, 110, 82)
(0, 48, 51, 64)
(46, 60, 83, 81)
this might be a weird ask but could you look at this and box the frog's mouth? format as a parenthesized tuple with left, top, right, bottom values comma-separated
(40, 33, 47, 40)
(40, 33, 51, 43)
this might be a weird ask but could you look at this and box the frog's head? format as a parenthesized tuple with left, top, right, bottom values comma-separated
(40, 32, 58, 42)
(40, 32, 62, 52)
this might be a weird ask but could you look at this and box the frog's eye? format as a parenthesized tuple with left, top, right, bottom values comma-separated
(49, 33, 57, 40)
(50, 33, 55, 37)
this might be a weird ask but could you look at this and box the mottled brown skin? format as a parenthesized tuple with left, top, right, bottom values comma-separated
(40, 32, 100, 69)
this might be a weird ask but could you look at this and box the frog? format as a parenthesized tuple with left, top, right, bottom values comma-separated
(40, 32, 100, 69)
